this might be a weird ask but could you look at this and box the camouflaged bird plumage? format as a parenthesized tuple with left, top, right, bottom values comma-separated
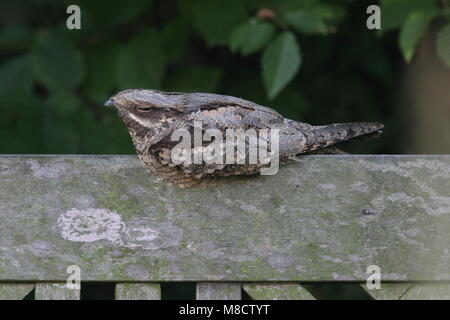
(105, 89, 383, 187)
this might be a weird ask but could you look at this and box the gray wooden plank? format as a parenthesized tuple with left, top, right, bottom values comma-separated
(243, 284, 315, 300)
(35, 282, 80, 300)
(400, 283, 450, 300)
(361, 283, 413, 300)
(0, 283, 34, 300)
(362, 283, 450, 300)
(0, 155, 449, 281)
(196, 283, 241, 300)
(115, 283, 161, 300)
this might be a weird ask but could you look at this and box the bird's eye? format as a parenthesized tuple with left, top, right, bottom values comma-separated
(136, 106, 152, 112)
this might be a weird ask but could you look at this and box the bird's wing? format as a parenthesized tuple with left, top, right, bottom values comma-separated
(183, 100, 285, 131)
(178, 91, 280, 116)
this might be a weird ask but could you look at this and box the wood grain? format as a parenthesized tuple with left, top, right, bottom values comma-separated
(0, 283, 34, 300)
(243, 284, 315, 300)
(196, 283, 241, 300)
(0, 155, 448, 281)
(35, 282, 80, 300)
(115, 283, 161, 300)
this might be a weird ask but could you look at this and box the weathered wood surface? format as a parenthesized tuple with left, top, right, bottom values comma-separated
(361, 283, 450, 300)
(115, 283, 161, 300)
(0, 283, 34, 300)
(361, 283, 412, 300)
(243, 284, 315, 300)
(0, 155, 449, 281)
(196, 283, 241, 300)
(35, 282, 80, 300)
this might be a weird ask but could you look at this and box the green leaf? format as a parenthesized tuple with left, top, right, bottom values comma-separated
(308, 4, 346, 22)
(399, 10, 435, 63)
(0, 55, 32, 95)
(164, 66, 222, 93)
(193, 0, 247, 47)
(31, 33, 84, 91)
(78, 0, 152, 28)
(229, 23, 249, 53)
(380, 0, 437, 33)
(116, 29, 167, 90)
(82, 41, 120, 103)
(284, 9, 329, 35)
(436, 23, 450, 68)
(241, 20, 275, 56)
(229, 19, 275, 56)
(262, 32, 301, 99)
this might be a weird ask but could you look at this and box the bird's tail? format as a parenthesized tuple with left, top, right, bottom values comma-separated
(303, 122, 384, 152)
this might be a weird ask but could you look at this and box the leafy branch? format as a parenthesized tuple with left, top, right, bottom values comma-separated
(381, 0, 450, 67)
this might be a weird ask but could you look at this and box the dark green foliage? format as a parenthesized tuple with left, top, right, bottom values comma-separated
(193, 0, 247, 47)
(115, 28, 167, 90)
(261, 31, 301, 99)
(229, 19, 275, 56)
(1, 0, 447, 155)
(32, 33, 84, 91)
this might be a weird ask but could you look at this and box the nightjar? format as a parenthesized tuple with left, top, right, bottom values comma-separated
(105, 89, 383, 187)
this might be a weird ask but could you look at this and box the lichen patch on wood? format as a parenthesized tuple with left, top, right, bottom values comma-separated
(56, 208, 183, 250)
(0, 155, 448, 282)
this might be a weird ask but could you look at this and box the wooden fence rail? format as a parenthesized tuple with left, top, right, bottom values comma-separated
(0, 155, 449, 299)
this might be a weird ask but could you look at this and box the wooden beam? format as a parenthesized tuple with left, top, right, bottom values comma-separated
(0, 283, 34, 300)
(196, 283, 241, 300)
(115, 283, 161, 300)
(35, 282, 80, 300)
(0, 155, 448, 281)
(243, 284, 315, 300)
(361, 283, 450, 300)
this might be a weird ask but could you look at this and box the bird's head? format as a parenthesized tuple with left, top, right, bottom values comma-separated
(104, 89, 186, 133)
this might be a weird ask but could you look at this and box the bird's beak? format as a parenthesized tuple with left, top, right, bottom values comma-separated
(104, 98, 115, 107)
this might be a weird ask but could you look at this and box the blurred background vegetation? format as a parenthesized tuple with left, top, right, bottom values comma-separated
(1, 0, 449, 155)
(1, 0, 450, 299)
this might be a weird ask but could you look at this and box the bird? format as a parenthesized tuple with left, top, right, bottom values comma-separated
(105, 89, 383, 187)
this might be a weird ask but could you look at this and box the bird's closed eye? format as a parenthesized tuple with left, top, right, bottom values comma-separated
(136, 106, 153, 112)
